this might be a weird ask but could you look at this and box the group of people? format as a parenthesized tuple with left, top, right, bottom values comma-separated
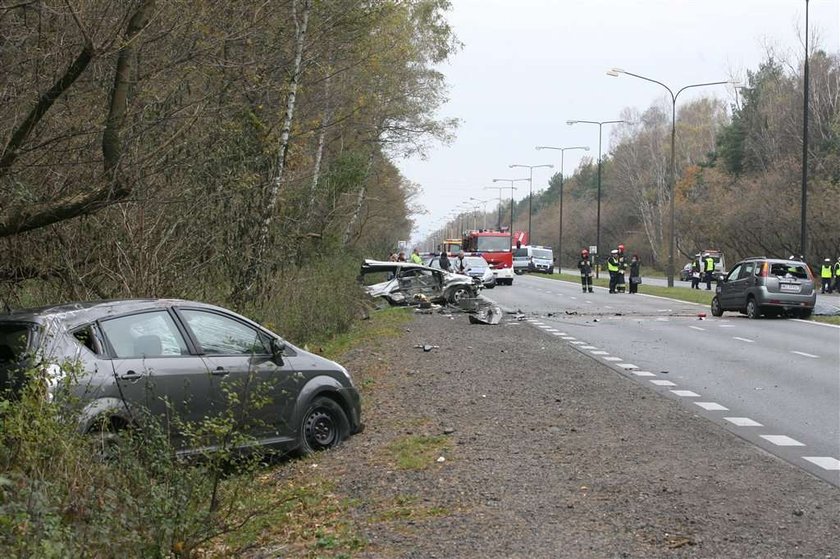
(386, 247, 470, 275)
(689, 253, 717, 290)
(577, 245, 640, 294)
(819, 257, 840, 294)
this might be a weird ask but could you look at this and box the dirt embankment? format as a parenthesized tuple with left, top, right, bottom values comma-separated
(278, 311, 840, 558)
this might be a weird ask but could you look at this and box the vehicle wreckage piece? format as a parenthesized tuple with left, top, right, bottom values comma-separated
(468, 300, 503, 325)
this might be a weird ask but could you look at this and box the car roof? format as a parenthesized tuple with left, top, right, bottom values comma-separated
(0, 299, 224, 329)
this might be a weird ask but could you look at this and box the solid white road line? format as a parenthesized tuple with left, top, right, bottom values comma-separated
(695, 402, 729, 411)
(791, 350, 819, 358)
(803, 457, 840, 470)
(670, 390, 700, 397)
(761, 435, 805, 446)
(733, 336, 754, 343)
(725, 417, 763, 427)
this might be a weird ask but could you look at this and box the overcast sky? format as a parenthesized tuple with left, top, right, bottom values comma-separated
(397, 0, 840, 244)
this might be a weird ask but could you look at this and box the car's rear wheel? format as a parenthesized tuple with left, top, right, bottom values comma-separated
(710, 297, 724, 317)
(297, 396, 349, 455)
(746, 298, 761, 319)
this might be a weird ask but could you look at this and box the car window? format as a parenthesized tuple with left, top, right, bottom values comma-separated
(738, 262, 756, 279)
(726, 264, 742, 281)
(100, 311, 189, 358)
(0, 324, 32, 364)
(770, 262, 809, 279)
(71, 324, 105, 356)
(180, 310, 269, 355)
(464, 257, 486, 266)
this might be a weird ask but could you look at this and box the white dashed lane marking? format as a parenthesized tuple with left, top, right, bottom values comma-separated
(562, 336, 576, 340)
(761, 435, 806, 447)
(632, 371, 656, 377)
(803, 457, 840, 470)
(733, 336, 754, 343)
(617, 363, 638, 369)
(695, 402, 729, 411)
(603, 357, 622, 362)
(791, 351, 819, 358)
(590, 350, 609, 355)
(581, 345, 597, 349)
(689, 326, 705, 331)
(719, 324, 735, 328)
(725, 417, 763, 427)
(570, 341, 586, 345)
(670, 390, 700, 397)
(650, 380, 677, 386)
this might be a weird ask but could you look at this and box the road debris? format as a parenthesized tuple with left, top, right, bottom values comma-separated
(469, 301, 502, 325)
(414, 344, 440, 352)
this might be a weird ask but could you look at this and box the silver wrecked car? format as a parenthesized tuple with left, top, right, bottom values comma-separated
(360, 259, 480, 305)
(0, 299, 363, 455)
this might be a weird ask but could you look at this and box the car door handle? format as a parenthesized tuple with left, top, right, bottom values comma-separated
(211, 367, 229, 376)
(120, 370, 143, 381)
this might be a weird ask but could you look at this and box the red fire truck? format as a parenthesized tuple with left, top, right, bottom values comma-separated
(462, 229, 515, 285)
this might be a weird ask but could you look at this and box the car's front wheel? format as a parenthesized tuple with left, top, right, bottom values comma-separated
(447, 286, 470, 304)
(746, 298, 761, 319)
(297, 396, 349, 455)
(711, 297, 724, 317)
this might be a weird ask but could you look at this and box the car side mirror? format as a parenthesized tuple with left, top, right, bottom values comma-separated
(271, 338, 286, 362)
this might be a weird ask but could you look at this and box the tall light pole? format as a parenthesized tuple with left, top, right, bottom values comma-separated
(508, 163, 554, 244)
(801, 0, 810, 258)
(535, 145, 589, 272)
(608, 68, 736, 287)
(470, 197, 494, 230)
(484, 186, 511, 229)
(492, 178, 529, 231)
(567, 119, 627, 278)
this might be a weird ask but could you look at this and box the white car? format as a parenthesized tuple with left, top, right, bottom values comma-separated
(360, 259, 480, 305)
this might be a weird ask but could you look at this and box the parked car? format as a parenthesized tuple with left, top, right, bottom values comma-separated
(711, 257, 816, 319)
(427, 255, 495, 288)
(360, 259, 480, 305)
(0, 299, 363, 455)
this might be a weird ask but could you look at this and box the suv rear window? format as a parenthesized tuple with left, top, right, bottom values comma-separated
(768, 262, 810, 280)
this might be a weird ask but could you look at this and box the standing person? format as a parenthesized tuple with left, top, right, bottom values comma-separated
(607, 249, 620, 294)
(397, 251, 406, 262)
(703, 253, 715, 290)
(577, 248, 593, 293)
(820, 258, 833, 294)
(452, 251, 470, 275)
(628, 254, 641, 294)
(690, 259, 702, 290)
(410, 247, 423, 264)
(833, 257, 840, 294)
(438, 251, 451, 272)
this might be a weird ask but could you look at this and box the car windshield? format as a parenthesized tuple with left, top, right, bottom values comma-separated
(476, 236, 511, 252)
(532, 249, 552, 259)
(463, 257, 487, 267)
(512, 248, 529, 257)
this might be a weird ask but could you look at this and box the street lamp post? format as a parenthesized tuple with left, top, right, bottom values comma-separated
(492, 178, 529, 231)
(470, 197, 494, 230)
(801, 0, 810, 258)
(484, 186, 510, 229)
(566, 119, 627, 278)
(535, 145, 590, 273)
(608, 68, 735, 287)
(508, 163, 554, 244)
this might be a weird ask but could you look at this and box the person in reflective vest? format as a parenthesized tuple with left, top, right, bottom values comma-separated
(833, 257, 840, 294)
(578, 249, 593, 293)
(607, 249, 620, 294)
(820, 258, 833, 294)
(703, 254, 715, 290)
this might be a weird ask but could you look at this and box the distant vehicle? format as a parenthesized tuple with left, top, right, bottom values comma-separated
(360, 259, 480, 306)
(512, 246, 554, 274)
(679, 263, 693, 282)
(441, 239, 462, 255)
(462, 229, 514, 286)
(0, 299, 363, 456)
(711, 257, 816, 319)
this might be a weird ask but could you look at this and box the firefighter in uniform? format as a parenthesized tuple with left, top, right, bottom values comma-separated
(820, 258, 833, 294)
(703, 253, 715, 290)
(607, 249, 620, 293)
(578, 249, 593, 293)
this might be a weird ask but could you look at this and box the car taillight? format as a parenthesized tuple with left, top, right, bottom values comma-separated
(758, 262, 769, 277)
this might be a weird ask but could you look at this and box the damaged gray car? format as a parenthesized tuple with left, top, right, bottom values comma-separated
(360, 259, 481, 306)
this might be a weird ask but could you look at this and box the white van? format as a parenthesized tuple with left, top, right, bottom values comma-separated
(512, 246, 554, 274)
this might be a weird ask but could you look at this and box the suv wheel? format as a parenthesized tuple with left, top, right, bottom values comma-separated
(711, 297, 724, 317)
(297, 396, 349, 455)
(746, 298, 761, 319)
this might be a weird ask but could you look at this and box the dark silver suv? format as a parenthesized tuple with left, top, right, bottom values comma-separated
(0, 299, 363, 455)
(711, 257, 816, 319)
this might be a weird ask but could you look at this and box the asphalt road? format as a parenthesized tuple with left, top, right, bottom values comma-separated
(482, 273, 840, 486)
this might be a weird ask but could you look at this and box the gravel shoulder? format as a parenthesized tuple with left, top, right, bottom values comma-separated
(287, 310, 839, 558)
